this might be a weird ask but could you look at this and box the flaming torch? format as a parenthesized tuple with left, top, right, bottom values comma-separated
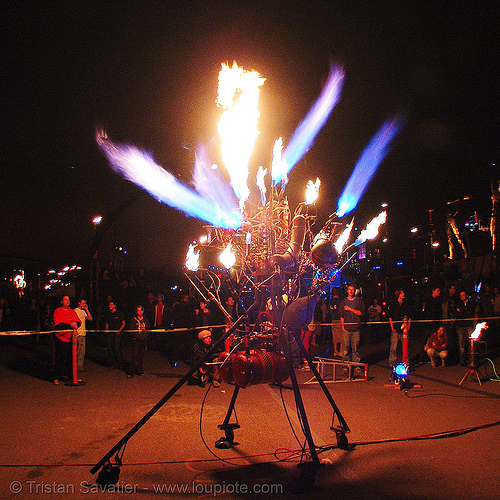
(460, 322, 488, 386)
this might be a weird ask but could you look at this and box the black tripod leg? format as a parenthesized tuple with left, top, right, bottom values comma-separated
(281, 330, 321, 467)
(291, 328, 350, 434)
(90, 305, 256, 476)
(215, 385, 241, 448)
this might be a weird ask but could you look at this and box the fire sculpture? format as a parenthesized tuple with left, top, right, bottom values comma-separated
(93, 61, 401, 490)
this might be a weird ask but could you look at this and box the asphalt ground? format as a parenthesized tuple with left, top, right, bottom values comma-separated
(1, 329, 500, 500)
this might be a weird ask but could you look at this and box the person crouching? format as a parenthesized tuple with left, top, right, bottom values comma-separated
(189, 330, 220, 387)
(424, 325, 449, 367)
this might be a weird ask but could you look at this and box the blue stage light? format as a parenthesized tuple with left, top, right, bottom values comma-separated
(393, 363, 409, 382)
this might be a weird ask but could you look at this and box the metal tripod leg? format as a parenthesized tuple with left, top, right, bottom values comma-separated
(459, 367, 484, 386)
(90, 305, 256, 476)
(215, 385, 241, 448)
(280, 329, 321, 467)
(290, 328, 350, 435)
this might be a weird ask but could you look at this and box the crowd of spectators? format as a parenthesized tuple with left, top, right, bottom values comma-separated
(1, 273, 499, 376)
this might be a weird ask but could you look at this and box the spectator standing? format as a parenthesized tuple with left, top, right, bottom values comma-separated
(170, 294, 197, 365)
(442, 284, 458, 332)
(105, 301, 126, 371)
(339, 284, 365, 364)
(329, 288, 343, 358)
(143, 292, 156, 327)
(367, 298, 382, 344)
(75, 298, 92, 372)
(224, 295, 236, 322)
(154, 293, 170, 328)
(127, 305, 151, 377)
(423, 286, 442, 331)
(388, 289, 412, 364)
(197, 300, 213, 327)
(152, 293, 170, 353)
(52, 295, 81, 385)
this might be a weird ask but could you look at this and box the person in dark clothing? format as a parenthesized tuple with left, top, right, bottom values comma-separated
(388, 289, 412, 364)
(105, 301, 126, 371)
(143, 292, 156, 327)
(196, 300, 213, 327)
(170, 294, 197, 365)
(127, 305, 151, 377)
(189, 330, 221, 387)
(339, 284, 365, 363)
(423, 286, 442, 330)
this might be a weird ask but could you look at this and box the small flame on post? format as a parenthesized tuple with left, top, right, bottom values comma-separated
(355, 211, 387, 245)
(219, 242, 236, 269)
(334, 218, 354, 254)
(470, 322, 488, 340)
(305, 178, 321, 205)
(271, 137, 287, 187)
(186, 244, 200, 272)
(256, 166, 267, 206)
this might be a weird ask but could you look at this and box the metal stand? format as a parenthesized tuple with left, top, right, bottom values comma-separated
(91, 286, 350, 491)
(459, 366, 485, 386)
(459, 337, 485, 386)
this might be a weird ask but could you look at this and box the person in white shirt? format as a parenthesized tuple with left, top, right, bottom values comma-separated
(75, 299, 92, 372)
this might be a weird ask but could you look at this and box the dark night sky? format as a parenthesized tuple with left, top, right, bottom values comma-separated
(1, 1, 499, 274)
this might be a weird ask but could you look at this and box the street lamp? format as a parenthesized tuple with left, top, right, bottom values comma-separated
(92, 215, 103, 227)
(90, 216, 102, 307)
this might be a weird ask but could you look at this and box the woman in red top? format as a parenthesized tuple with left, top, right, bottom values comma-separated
(52, 295, 81, 384)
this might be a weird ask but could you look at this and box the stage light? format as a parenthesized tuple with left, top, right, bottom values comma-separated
(393, 363, 409, 383)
